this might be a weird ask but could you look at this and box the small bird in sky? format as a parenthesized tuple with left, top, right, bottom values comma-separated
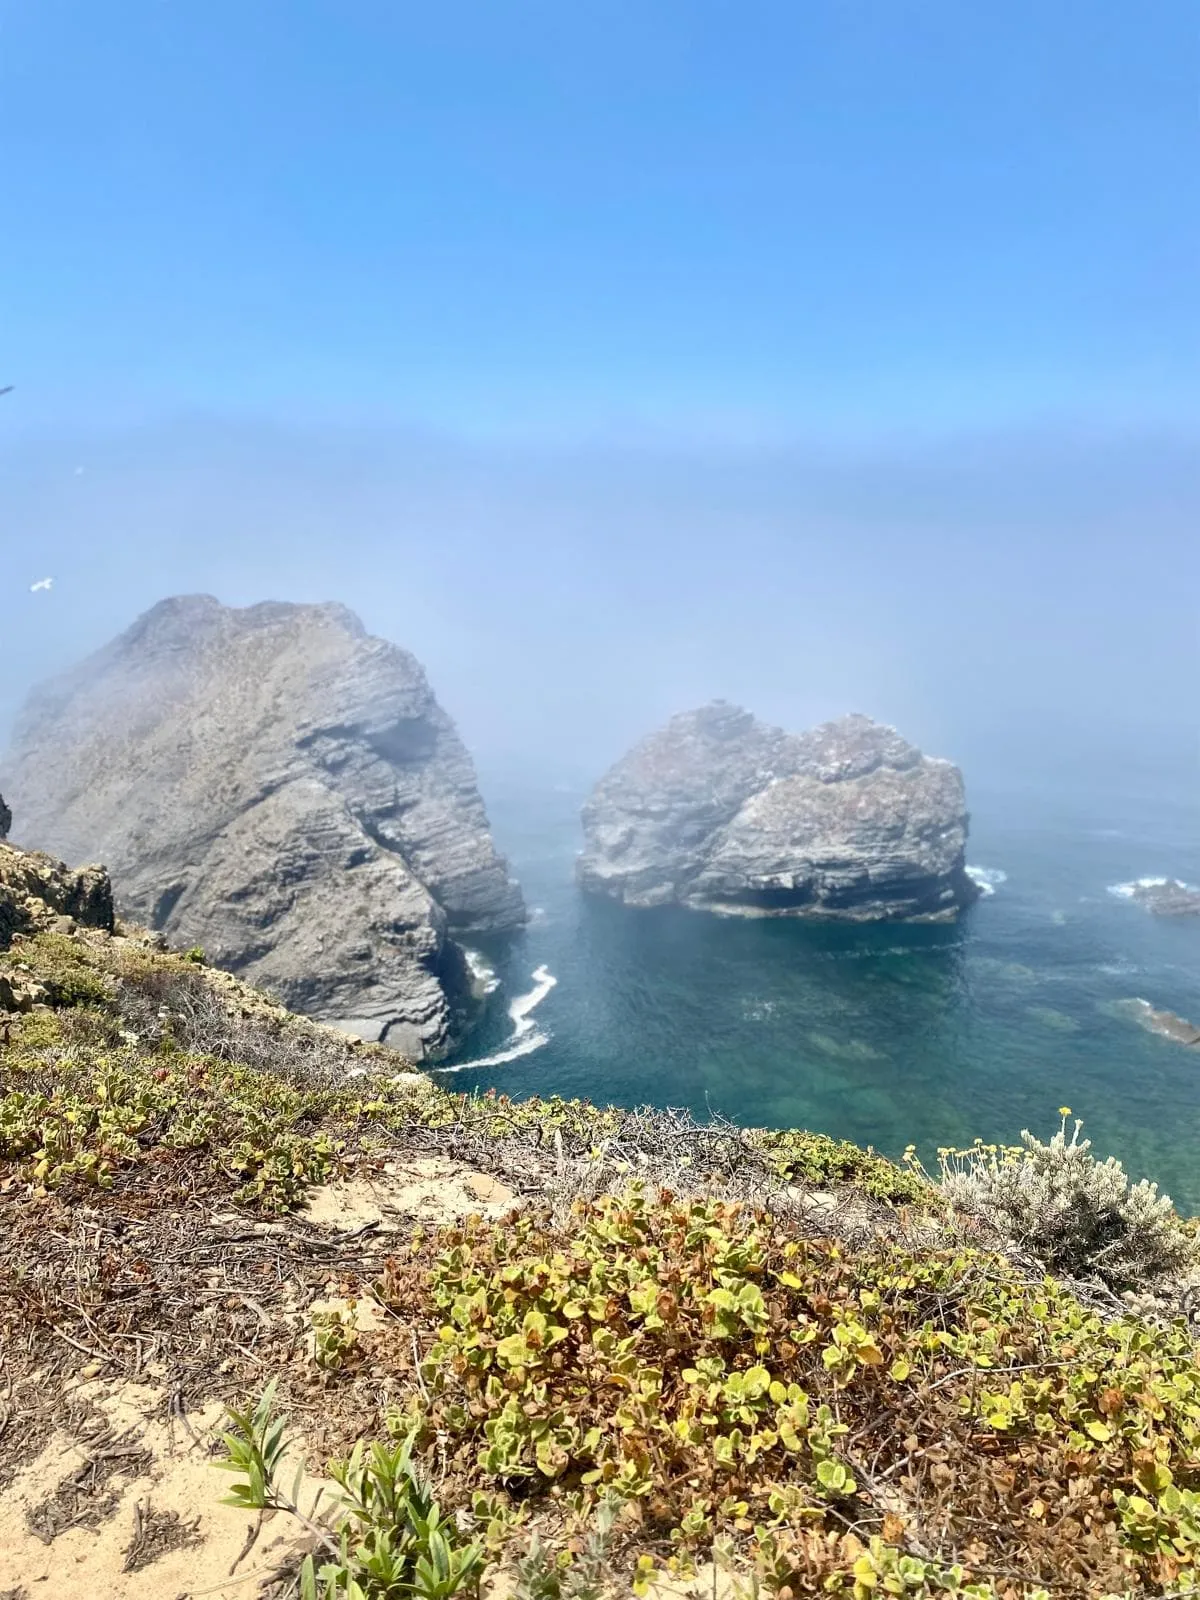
(30, 577, 54, 593)
(0, 386, 13, 397)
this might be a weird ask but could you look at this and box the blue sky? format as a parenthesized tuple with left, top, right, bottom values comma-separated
(3, 0, 1197, 432)
(1, 2, 1197, 772)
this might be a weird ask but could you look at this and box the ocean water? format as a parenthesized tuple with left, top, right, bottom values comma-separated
(442, 751, 1200, 1212)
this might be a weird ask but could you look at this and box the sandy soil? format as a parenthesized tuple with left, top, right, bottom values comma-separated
(0, 1377, 322, 1600)
(0, 1157, 528, 1600)
(302, 1156, 517, 1230)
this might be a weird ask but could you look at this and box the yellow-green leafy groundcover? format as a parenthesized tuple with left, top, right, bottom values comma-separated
(5, 925, 1200, 1597)
(368, 1186, 1200, 1597)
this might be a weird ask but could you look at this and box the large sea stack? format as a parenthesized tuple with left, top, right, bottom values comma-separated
(1, 597, 524, 1058)
(578, 702, 978, 922)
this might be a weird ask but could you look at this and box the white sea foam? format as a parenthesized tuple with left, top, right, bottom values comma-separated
(966, 864, 1008, 896)
(438, 965, 558, 1072)
(742, 998, 777, 1021)
(463, 947, 500, 996)
(440, 1029, 550, 1071)
(1107, 876, 1193, 900)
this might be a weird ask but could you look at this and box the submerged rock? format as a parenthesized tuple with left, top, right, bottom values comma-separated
(1127, 880, 1200, 917)
(1026, 1005, 1081, 1034)
(1, 597, 523, 1058)
(1118, 998, 1200, 1049)
(578, 702, 978, 922)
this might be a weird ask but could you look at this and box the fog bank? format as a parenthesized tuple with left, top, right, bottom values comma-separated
(2, 414, 1196, 791)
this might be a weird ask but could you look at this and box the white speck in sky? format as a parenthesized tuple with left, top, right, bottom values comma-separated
(30, 577, 54, 593)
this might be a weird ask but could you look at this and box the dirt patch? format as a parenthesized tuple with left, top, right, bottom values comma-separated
(122, 1500, 204, 1572)
(482, 1559, 730, 1599)
(0, 1378, 322, 1600)
(0, 1148, 526, 1592)
(303, 1156, 517, 1230)
(24, 1416, 153, 1544)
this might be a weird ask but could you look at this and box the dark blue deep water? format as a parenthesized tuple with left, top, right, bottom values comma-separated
(442, 746, 1200, 1211)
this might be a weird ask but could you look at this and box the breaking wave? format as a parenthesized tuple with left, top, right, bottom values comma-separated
(438, 964, 558, 1072)
(1107, 876, 1184, 900)
(463, 947, 500, 996)
(966, 864, 1008, 896)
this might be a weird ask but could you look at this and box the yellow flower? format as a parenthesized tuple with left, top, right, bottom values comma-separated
(1058, 1106, 1072, 1117)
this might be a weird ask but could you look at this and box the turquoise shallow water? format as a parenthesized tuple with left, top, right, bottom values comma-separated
(443, 756, 1200, 1212)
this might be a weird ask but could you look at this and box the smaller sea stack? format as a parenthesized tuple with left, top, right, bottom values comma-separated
(578, 703, 979, 923)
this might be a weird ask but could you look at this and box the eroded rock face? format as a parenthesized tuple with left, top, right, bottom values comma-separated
(0, 793, 10, 840)
(578, 702, 978, 922)
(2, 597, 523, 1057)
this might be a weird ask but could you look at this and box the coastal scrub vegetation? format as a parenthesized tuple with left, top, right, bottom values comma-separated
(213, 1183, 1200, 1597)
(3, 921, 1200, 1597)
(932, 1116, 1194, 1292)
(0, 929, 927, 1213)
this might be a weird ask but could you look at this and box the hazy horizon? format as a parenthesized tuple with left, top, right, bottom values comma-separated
(2, 411, 1197, 795)
(2, 3, 1197, 794)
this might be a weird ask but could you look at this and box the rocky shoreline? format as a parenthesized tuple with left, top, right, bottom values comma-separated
(2, 836, 1200, 1600)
